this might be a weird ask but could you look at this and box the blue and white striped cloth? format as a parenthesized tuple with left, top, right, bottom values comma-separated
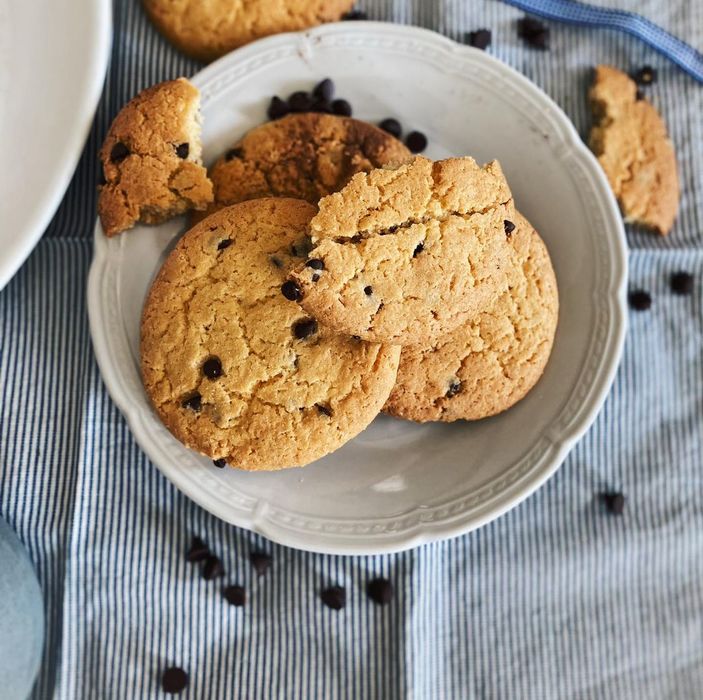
(1, 1, 702, 697)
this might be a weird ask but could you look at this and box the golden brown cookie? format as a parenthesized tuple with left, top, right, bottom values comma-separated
(287, 156, 516, 346)
(142, 0, 355, 63)
(193, 113, 412, 224)
(98, 78, 213, 237)
(384, 212, 558, 422)
(141, 198, 400, 471)
(589, 65, 679, 235)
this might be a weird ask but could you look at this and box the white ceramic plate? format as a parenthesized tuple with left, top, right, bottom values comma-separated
(88, 23, 627, 555)
(0, 0, 111, 291)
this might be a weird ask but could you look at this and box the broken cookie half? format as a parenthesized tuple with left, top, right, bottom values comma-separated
(98, 77, 213, 237)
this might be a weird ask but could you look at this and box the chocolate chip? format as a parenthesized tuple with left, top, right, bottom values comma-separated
(312, 99, 333, 114)
(203, 357, 223, 379)
(213, 459, 226, 468)
(634, 65, 657, 85)
(629, 290, 652, 311)
(405, 131, 427, 153)
(446, 380, 462, 397)
(186, 536, 209, 563)
(320, 586, 346, 610)
(217, 239, 232, 250)
(291, 236, 313, 257)
(306, 259, 324, 270)
(379, 118, 402, 138)
(281, 280, 303, 301)
(223, 585, 246, 607)
(175, 142, 189, 159)
(517, 17, 550, 49)
(289, 91, 313, 112)
(110, 141, 130, 163)
(202, 555, 224, 580)
(367, 578, 393, 605)
(504, 220, 516, 236)
(270, 256, 283, 268)
(635, 89, 645, 101)
(671, 271, 693, 295)
(225, 147, 243, 161)
(467, 29, 491, 50)
(161, 667, 188, 694)
(312, 273, 320, 282)
(413, 242, 424, 257)
(342, 9, 368, 20)
(313, 78, 335, 102)
(250, 551, 272, 575)
(267, 95, 289, 120)
(182, 393, 202, 411)
(599, 491, 626, 515)
(364, 285, 373, 296)
(352, 335, 361, 341)
(293, 318, 318, 339)
(316, 403, 333, 417)
(331, 99, 352, 117)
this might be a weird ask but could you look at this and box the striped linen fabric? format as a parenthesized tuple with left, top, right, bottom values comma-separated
(0, 1, 702, 698)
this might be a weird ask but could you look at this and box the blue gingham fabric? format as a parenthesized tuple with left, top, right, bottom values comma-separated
(1, 1, 702, 698)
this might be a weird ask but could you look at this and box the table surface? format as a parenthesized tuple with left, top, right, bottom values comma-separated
(0, 1, 701, 698)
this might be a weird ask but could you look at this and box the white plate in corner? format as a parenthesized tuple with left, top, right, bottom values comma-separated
(87, 22, 627, 555)
(0, 0, 111, 291)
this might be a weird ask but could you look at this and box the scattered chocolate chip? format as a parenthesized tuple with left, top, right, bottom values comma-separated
(202, 357, 223, 379)
(223, 585, 246, 607)
(281, 280, 303, 301)
(367, 578, 393, 605)
(332, 99, 352, 117)
(629, 290, 652, 311)
(185, 536, 209, 563)
(110, 141, 130, 163)
(250, 551, 272, 575)
(289, 91, 313, 112)
(379, 118, 402, 138)
(413, 242, 424, 257)
(405, 131, 427, 153)
(267, 95, 289, 120)
(291, 237, 313, 257)
(446, 380, 462, 397)
(634, 65, 657, 85)
(320, 586, 346, 610)
(342, 9, 368, 20)
(213, 459, 227, 468)
(352, 335, 361, 341)
(467, 29, 492, 50)
(364, 285, 373, 296)
(635, 89, 645, 101)
(225, 147, 243, 161)
(313, 78, 335, 102)
(671, 271, 694, 295)
(293, 318, 318, 339)
(217, 239, 232, 251)
(599, 491, 626, 515)
(270, 256, 283, 268)
(182, 393, 202, 411)
(306, 259, 324, 270)
(98, 170, 107, 186)
(202, 555, 224, 581)
(316, 403, 333, 417)
(175, 143, 189, 159)
(504, 220, 516, 237)
(161, 667, 188, 694)
(517, 17, 550, 50)
(312, 99, 332, 114)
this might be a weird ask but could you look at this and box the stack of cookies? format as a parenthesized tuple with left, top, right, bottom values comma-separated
(99, 78, 559, 471)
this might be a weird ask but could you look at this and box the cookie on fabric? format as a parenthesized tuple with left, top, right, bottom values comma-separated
(142, 0, 355, 63)
(384, 213, 558, 422)
(192, 113, 412, 224)
(98, 78, 213, 237)
(141, 198, 400, 471)
(589, 65, 679, 235)
(287, 156, 516, 346)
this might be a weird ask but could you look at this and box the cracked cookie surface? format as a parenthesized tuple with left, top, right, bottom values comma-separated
(192, 113, 412, 225)
(141, 197, 400, 470)
(384, 212, 558, 422)
(142, 0, 354, 63)
(589, 65, 679, 235)
(289, 156, 516, 345)
(98, 78, 213, 237)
